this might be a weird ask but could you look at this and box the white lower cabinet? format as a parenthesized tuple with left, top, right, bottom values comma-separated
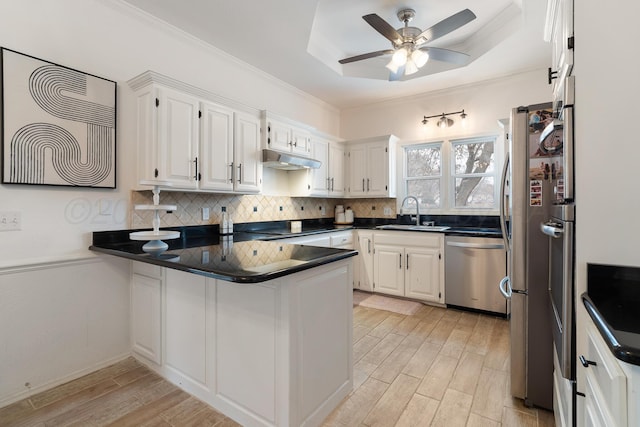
(354, 230, 373, 291)
(131, 261, 163, 365)
(372, 231, 444, 304)
(581, 321, 627, 427)
(131, 259, 353, 427)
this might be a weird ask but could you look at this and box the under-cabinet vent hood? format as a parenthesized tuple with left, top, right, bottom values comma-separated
(262, 149, 321, 170)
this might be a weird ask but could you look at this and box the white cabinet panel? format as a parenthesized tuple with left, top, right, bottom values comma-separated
(405, 246, 441, 301)
(346, 135, 397, 198)
(373, 231, 444, 303)
(157, 88, 200, 188)
(374, 244, 405, 297)
(234, 111, 262, 193)
(200, 102, 234, 191)
(355, 231, 374, 291)
(165, 269, 210, 390)
(215, 281, 277, 423)
(131, 273, 162, 364)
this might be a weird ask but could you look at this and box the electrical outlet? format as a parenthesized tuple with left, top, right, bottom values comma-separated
(0, 211, 21, 231)
(384, 207, 392, 216)
(202, 207, 210, 220)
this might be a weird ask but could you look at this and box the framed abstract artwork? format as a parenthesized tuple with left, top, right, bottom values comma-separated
(1, 48, 117, 188)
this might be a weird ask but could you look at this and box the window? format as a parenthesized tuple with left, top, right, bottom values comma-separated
(402, 136, 497, 212)
(404, 143, 442, 211)
(451, 137, 496, 209)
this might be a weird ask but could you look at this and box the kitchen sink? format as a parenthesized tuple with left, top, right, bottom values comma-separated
(375, 224, 450, 232)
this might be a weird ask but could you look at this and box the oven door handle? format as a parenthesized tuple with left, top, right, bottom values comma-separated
(541, 221, 564, 238)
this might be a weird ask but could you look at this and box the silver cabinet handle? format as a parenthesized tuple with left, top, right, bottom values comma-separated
(367, 178, 370, 191)
(331, 177, 334, 192)
(367, 240, 371, 253)
(362, 178, 365, 192)
(499, 276, 512, 299)
(237, 163, 243, 184)
(326, 177, 330, 191)
(399, 253, 402, 269)
(406, 253, 409, 269)
(229, 162, 234, 182)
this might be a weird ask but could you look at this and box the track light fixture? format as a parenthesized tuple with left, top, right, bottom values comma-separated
(421, 109, 467, 128)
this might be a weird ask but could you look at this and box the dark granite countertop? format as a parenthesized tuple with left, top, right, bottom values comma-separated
(583, 263, 640, 366)
(90, 225, 356, 284)
(90, 216, 502, 284)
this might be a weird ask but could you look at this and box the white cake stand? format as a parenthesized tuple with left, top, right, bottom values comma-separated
(130, 181, 180, 255)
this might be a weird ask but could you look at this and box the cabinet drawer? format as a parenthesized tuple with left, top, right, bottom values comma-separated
(585, 324, 627, 426)
(330, 231, 353, 248)
(374, 230, 442, 248)
(132, 261, 163, 279)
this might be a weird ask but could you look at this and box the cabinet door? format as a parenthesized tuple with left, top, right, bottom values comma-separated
(291, 127, 311, 156)
(309, 138, 329, 195)
(234, 111, 262, 193)
(366, 142, 389, 196)
(373, 244, 404, 296)
(329, 143, 345, 196)
(131, 273, 162, 364)
(347, 144, 367, 197)
(157, 87, 200, 188)
(266, 119, 292, 152)
(199, 102, 234, 191)
(165, 269, 212, 391)
(404, 246, 442, 303)
(357, 233, 374, 292)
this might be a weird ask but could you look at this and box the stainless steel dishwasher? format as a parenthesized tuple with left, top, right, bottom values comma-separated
(445, 235, 508, 315)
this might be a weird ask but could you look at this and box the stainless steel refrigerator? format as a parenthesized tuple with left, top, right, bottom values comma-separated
(498, 103, 554, 410)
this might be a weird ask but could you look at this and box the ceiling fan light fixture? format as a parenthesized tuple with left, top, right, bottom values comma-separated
(385, 59, 401, 73)
(411, 49, 429, 68)
(391, 47, 408, 66)
(404, 59, 419, 75)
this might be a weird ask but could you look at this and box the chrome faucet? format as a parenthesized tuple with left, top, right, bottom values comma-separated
(400, 196, 420, 226)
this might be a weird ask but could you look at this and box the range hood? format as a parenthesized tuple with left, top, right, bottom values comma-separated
(262, 149, 321, 170)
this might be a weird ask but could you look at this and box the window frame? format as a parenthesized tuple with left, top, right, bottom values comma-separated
(399, 133, 501, 215)
(449, 136, 498, 211)
(402, 141, 444, 213)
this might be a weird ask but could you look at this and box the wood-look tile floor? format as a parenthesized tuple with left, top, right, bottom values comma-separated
(0, 302, 555, 427)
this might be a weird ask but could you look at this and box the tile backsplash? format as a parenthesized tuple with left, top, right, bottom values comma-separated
(131, 191, 398, 228)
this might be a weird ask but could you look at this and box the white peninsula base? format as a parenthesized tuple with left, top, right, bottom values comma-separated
(131, 258, 353, 427)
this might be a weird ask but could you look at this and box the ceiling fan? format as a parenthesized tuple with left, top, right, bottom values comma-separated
(339, 8, 476, 81)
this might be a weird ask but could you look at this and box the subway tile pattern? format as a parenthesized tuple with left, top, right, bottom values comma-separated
(131, 191, 398, 228)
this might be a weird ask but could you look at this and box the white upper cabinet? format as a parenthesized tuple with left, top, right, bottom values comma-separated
(128, 71, 262, 193)
(262, 113, 312, 156)
(306, 136, 345, 197)
(545, 0, 574, 93)
(346, 135, 397, 198)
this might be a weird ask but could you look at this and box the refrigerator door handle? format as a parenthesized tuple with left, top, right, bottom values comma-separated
(499, 153, 510, 251)
(499, 275, 512, 299)
(540, 221, 564, 238)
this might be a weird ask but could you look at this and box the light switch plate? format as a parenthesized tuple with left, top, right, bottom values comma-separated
(0, 211, 21, 231)
(202, 207, 210, 220)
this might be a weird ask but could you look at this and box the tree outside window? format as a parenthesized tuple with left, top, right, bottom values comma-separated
(452, 137, 496, 208)
(404, 143, 442, 211)
(403, 136, 497, 212)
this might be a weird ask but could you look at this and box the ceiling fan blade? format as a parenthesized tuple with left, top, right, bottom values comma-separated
(363, 14, 404, 46)
(416, 9, 476, 45)
(423, 47, 470, 65)
(339, 49, 394, 64)
(389, 65, 405, 82)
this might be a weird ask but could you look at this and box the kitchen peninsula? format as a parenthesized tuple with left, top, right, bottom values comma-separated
(90, 228, 357, 427)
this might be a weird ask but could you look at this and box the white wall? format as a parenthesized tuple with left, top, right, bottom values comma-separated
(573, 0, 640, 409)
(339, 69, 550, 142)
(0, 0, 340, 406)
